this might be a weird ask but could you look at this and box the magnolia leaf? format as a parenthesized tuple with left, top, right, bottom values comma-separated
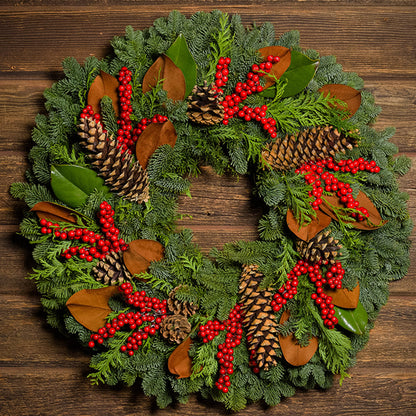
(168, 337, 193, 379)
(135, 120, 177, 169)
(281, 50, 317, 98)
(286, 208, 331, 241)
(318, 84, 361, 117)
(323, 283, 360, 309)
(258, 46, 291, 89)
(320, 191, 386, 230)
(123, 239, 165, 276)
(66, 286, 119, 332)
(87, 70, 119, 116)
(334, 301, 368, 335)
(165, 34, 197, 98)
(50, 164, 110, 208)
(142, 55, 186, 101)
(279, 310, 319, 366)
(30, 201, 83, 224)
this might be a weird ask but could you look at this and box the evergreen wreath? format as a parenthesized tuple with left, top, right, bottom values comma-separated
(10, 10, 412, 411)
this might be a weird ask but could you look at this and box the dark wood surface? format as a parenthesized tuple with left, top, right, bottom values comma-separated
(1, 2, 415, 415)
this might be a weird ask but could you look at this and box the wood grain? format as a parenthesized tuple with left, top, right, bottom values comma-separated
(0, 2, 415, 415)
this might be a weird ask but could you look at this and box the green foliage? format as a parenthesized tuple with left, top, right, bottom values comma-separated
(9, 9, 412, 412)
(267, 89, 352, 134)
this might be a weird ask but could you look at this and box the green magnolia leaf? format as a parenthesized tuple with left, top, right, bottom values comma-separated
(280, 51, 318, 98)
(261, 51, 317, 99)
(51, 164, 110, 208)
(165, 34, 197, 97)
(334, 301, 368, 335)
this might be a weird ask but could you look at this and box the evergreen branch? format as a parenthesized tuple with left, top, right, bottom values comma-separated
(88, 331, 131, 385)
(283, 174, 316, 225)
(267, 91, 351, 134)
(206, 13, 234, 80)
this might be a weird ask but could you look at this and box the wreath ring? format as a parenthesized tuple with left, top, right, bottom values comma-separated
(10, 10, 412, 411)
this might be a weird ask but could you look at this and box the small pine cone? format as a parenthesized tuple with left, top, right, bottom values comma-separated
(296, 229, 342, 264)
(187, 81, 224, 125)
(160, 314, 191, 344)
(239, 264, 280, 371)
(92, 251, 132, 285)
(262, 126, 357, 172)
(167, 285, 198, 317)
(78, 117, 149, 203)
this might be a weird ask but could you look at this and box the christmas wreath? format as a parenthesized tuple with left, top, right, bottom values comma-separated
(10, 10, 412, 411)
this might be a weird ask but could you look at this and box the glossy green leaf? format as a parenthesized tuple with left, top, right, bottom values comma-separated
(280, 51, 317, 98)
(261, 51, 317, 99)
(51, 164, 110, 208)
(334, 301, 368, 335)
(165, 34, 197, 97)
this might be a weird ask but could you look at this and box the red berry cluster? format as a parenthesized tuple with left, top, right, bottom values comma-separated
(80, 105, 103, 125)
(296, 157, 380, 220)
(271, 270, 299, 313)
(114, 66, 135, 154)
(131, 114, 168, 145)
(212, 56, 231, 94)
(273, 259, 344, 329)
(88, 282, 168, 356)
(39, 201, 127, 261)
(198, 304, 243, 394)
(219, 55, 280, 139)
(306, 259, 344, 329)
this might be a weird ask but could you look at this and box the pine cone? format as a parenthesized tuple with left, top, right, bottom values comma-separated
(239, 264, 280, 371)
(78, 117, 149, 203)
(92, 251, 132, 285)
(262, 126, 357, 172)
(187, 81, 224, 125)
(160, 314, 191, 344)
(296, 229, 342, 264)
(167, 285, 198, 317)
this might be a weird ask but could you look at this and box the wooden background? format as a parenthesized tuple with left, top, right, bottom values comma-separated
(1, 1, 415, 415)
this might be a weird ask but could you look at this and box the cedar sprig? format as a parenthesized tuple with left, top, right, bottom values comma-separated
(266, 90, 353, 134)
(206, 12, 234, 81)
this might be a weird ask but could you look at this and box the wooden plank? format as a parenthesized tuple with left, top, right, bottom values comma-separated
(0, 5, 415, 77)
(0, 365, 415, 416)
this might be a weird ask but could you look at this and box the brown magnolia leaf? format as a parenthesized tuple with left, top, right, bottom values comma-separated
(135, 120, 177, 169)
(323, 283, 360, 309)
(168, 337, 193, 379)
(87, 70, 119, 116)
(318, 84, 361, 117)
(142, 55, 186, 101)
(66, 286, 119, 332)
(286, 209, 331, 242)
(258, 46, 291, 89)
(320, 191, 387, 230)
(123, 239, 165, 276)
(278, 310, 319, 366)
(30, 201, 79, 224)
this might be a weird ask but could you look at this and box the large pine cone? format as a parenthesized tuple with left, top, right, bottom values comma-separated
(167, 285, 198, 317)
(187, 81, 224, 125)
(92, 250, 132, 286)
(78, 117, 149, 203)
(262, 126, 357, 172)
(160, 314, 191, 344)
(239, 264, 280, 371)
(297, 229, 342, 264)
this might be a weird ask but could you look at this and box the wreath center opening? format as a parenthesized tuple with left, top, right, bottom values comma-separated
(176, 165, 263, 254)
